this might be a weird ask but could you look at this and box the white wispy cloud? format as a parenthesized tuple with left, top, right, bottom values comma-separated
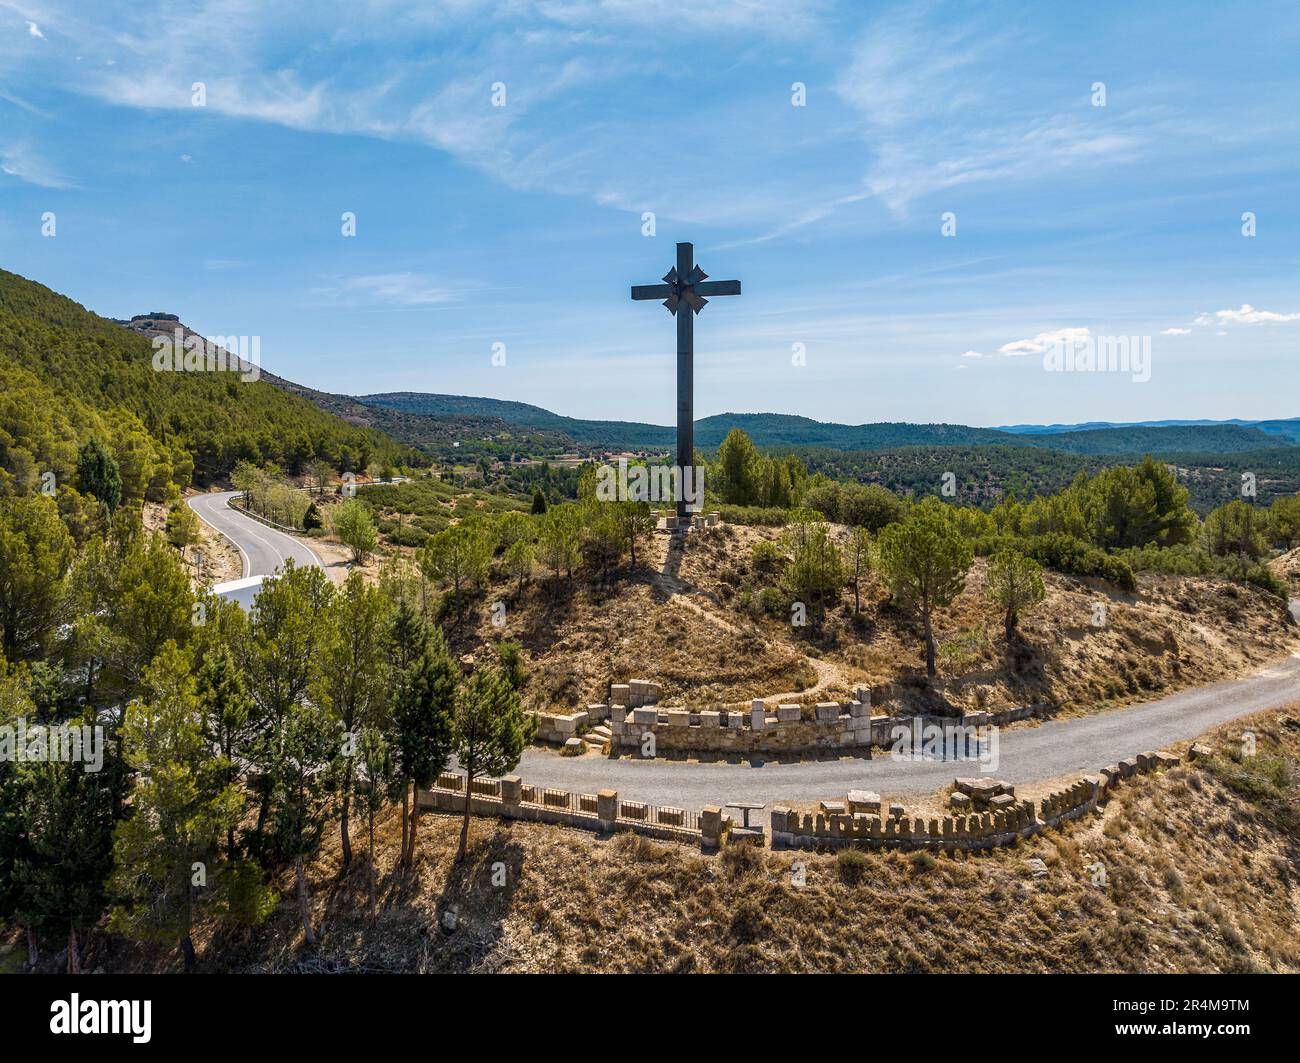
(319, 272, 459, 307)
(1212, 303, 1300, 324)
(960, 349, 985, 358)
(0, 141, 73, 187)
(998, 327, 1091, 357)
(1160, 327, 1191, 335)
(26, 20, 43, 39)
(832, 11, 1145, 215)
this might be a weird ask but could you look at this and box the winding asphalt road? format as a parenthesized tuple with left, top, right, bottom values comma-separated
(193, 489, 1300, 811)
(189, 490, 322, 579)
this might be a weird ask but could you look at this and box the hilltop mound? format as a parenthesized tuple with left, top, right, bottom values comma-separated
(385, 518, 1299, 720)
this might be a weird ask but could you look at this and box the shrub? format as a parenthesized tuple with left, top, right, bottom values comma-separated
(836, 847, 870, 883)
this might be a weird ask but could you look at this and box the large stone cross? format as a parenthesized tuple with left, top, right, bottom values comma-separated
(630, 242, 741, 520)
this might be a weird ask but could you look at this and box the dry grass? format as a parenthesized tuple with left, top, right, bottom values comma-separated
(430, 522, 1295, 718)
(52, 705, 1293, 975)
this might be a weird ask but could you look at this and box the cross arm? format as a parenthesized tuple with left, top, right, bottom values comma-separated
(631, 283, 673, 300)
(694, 279, 741, 297)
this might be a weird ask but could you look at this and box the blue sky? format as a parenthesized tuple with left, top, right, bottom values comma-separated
(1, 0, 1297, 427)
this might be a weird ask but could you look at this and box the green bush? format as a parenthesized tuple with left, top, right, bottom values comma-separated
(836, 848, 870, 883)
(715, 505, 789, 527)
(1117, 544, 1287, 598)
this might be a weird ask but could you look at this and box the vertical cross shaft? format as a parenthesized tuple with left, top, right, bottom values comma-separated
(675, 241, 694, 519)
(630, 240, 741, 524)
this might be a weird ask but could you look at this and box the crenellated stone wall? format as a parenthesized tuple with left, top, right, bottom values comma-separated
(770, 748, 1180, 850)
(416, 746, 1181, 855)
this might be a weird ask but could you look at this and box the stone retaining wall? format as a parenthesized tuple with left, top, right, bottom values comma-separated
(770, 748, 1181, 851)
(417, 771, 713, 846)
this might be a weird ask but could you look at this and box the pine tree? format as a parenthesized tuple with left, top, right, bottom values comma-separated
(316, 572, 388, 870)
(453, 667, 531, 861)
(877, 498, 973, 678)
(76, 438, 122, 514)
(390, 624, 457, 866)
(109, 645, 261, 970)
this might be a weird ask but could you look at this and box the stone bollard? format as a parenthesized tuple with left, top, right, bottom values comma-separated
(750, 699, 767, 731)
(597, 789, 618, 831)
(701, 806, 725, 849)
(500, 775, 522, 811)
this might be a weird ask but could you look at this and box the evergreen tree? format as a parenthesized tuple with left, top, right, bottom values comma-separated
(0, 496, 74, 661)
(76, 438, 122, 514)
(453, 667, 530, 861)
(986, 550, 1046, 642)
(530, 486, 548, 514)
(844, 526, 872, 614)
(316, 572, 388, 870)
(877, 498, 973, 678)
(781, 512, 845, 625)
(109, 645, 264, 970)
(390, 620, 457, 865)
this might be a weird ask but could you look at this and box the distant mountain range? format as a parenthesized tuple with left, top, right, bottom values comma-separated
(998, 417, 1300, 443)
(357, 392, 1297, 457)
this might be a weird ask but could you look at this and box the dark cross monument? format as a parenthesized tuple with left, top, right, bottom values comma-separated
(631, 241, 741, 521)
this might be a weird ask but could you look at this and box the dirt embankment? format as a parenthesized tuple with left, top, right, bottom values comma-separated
(441, 521, 1296, 720)
(39, 704, 1296, 975)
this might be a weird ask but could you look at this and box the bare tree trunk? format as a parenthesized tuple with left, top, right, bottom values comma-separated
(339, 765, 353, 870)
(399, 783, 410, 866)
(180, 934, 196, 972)
(458, 775, 473, 861)
(368, 805, 377, 920)
(295, 855, 316, 945)
(67, 927, 80, 974)
(404, 797, 419, 866)
(923, 606, 936, 678)
(25, 925, 37, 966)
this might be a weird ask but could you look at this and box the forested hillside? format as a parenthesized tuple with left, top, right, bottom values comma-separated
(358, 392, 1294, 458)
(0, 270, 418, 504)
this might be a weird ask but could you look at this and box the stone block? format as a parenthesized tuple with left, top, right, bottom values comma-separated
(816, 702, 840, 721)
(989, 793, 1015, 810)
(847, 790, 881, 814)
(609, 704, 627, 725)
(750, 702, 767, 731)
(726, 712, 745, 730)
(562, 737, 584, 755)
(769, 807, 791, 833)
(820, 800, 846, 816)
(587, 703, 609, 721)
(777, 704, 802, 723)
(949, 791, 972, 811)
(500, 775, 522, 805)
(1188, 743, 1214, 761)
(632, 707, 659, 727)
(597, 789, 618, 823)
(610, 684, 632, 707)
(553, 714, 578, 735)
(850, 699, 870, 717)
(701, 806, 724, 846)
(888, 803, 905, 819)
(700, 710, 721, 728)
(664, 709, 690, 727)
